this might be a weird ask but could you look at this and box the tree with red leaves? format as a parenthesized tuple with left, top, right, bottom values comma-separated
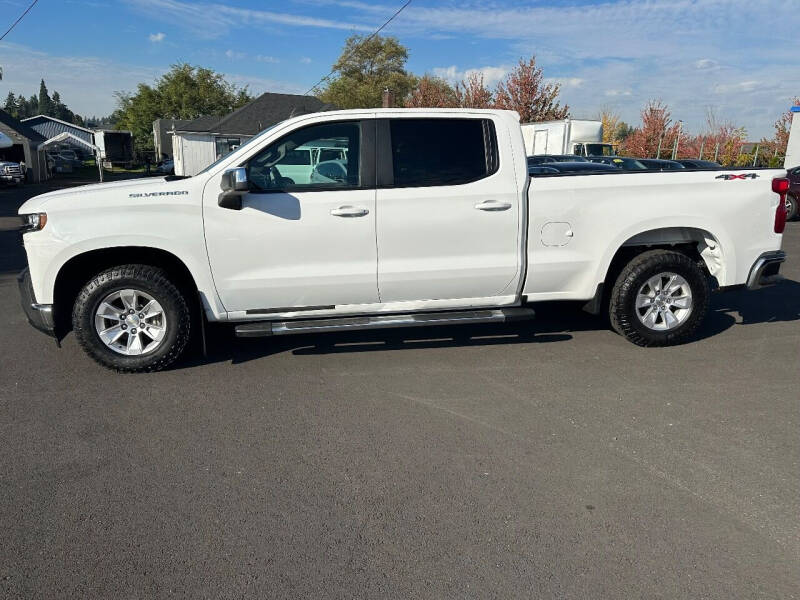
(682, 109, 746, 165)
(759, 97, 799, 163)
(620, 100, 681, 159)
(404, 75, 459, 108)
(493, 57, 568, 123)
(455, 72, 493, 109)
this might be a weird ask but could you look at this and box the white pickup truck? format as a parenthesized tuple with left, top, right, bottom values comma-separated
(17, 109, 789, 371)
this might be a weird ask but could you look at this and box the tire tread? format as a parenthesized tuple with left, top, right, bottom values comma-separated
(609, 249, 709, 347)
(72, 264, 191, 372)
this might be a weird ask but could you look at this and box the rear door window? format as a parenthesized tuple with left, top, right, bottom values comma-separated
(388, 118, 497, 187)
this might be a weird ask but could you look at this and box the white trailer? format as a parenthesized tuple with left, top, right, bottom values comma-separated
(521, 119, 614, 157)
(94, 130, 134, 166)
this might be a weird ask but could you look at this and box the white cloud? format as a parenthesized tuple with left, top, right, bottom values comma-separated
(148, 32, 165, 42)
(695, 58, 718, 70)
(605, 89, 632, 97)
(225, 49, 246, 60)
(432, 65, 509, 87)
(712, 80, 761, 94)
(300, 57, 312, 64)
(547, 77, 583, 89)
(256, 55, 280, 64)
(127, 0, 373, 39)
(0, 41, 303, 117)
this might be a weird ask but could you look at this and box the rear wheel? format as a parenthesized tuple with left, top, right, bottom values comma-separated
(72, 265, 191, 372)
(609, 250, 709, 346)
(786, 194, 799, 221)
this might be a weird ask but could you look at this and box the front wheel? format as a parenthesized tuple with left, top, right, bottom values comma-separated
(72, 265, 191, 372)
(609, 250, 710, 347)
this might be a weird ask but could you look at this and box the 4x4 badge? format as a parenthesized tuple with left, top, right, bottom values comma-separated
(715, 173, 759, 180)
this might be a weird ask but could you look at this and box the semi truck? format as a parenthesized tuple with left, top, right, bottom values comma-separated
(17, 108, 788, 371)
(522, 118, 614, 157)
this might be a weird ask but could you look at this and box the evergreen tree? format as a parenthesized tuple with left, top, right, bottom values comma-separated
(38, 79, 51, 116)
(3, 91, 17, 117)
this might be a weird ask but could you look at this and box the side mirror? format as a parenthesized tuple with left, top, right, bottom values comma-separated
(219, 167, 248, 210)
(220, 167, 249, 192)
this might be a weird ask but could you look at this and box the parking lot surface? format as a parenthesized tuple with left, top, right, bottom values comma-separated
(1, 183, 799, 598)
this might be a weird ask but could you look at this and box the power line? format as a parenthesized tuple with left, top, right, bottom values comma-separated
(0, 0, 39, 42)
(303, 0, 412, 96)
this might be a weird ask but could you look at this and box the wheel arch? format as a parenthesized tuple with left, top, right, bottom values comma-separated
(52, 246, 200, 334)
(587, 226, 726, 315)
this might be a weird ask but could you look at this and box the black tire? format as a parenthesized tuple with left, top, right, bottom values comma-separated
(609, 249, 710, 347)
(786, 194, 799, 221)
(72, 264, 191, 372)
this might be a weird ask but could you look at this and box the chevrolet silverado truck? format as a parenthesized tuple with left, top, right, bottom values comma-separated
(17, 109, 789, 372)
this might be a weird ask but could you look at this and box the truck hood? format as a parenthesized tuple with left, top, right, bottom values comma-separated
(18, 177, 175, 214)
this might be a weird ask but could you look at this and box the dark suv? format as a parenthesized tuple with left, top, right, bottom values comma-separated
(787, 166, 800, 221)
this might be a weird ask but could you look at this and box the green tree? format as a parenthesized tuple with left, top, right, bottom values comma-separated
(26, 95, 38, 118)
(113, 63, 253, 153)
(38, 79, 51, 116)
(318, 34, 417, 108)
(3, 91, 17, 117)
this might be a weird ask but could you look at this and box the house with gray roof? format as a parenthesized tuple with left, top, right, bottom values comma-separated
(171, 92, 333, 176)
(22, 115, 95, 151)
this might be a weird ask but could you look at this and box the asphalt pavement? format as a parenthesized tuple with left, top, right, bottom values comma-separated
(1, 183, 798, 598)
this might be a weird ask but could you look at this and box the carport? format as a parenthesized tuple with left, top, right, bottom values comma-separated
(39, 132, 105, 181)
(0, 109, 48, 182)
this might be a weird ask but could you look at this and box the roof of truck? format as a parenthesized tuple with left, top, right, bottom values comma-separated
(177, 105, 521, 136)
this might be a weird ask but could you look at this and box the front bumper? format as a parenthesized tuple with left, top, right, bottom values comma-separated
(746, 250, 786, 289)
(18, 268, 56, 337)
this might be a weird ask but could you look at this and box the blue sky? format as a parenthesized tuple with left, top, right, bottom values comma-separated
(0, 0, 797, 138)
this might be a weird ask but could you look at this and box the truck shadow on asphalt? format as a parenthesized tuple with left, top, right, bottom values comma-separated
(193, 279, 800, 366)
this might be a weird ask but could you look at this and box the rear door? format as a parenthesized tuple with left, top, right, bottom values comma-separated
(375, 116, 521, 303)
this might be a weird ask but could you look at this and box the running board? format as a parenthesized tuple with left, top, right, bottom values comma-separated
(234, 307, 535, 338)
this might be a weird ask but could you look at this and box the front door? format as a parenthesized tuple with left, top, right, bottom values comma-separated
(375, 117, 521, 303)
(203, 119, 379, 313)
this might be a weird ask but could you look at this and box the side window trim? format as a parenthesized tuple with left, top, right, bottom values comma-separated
(376, 117, 499, 189)
(243, 119, 376, 194)
(376, 118, 393, 187)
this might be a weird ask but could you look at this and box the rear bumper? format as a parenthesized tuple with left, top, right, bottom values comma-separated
(18, 268, 56, 337)
(746, 250, 786, 289)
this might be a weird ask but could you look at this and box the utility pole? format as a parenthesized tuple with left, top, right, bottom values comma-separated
(671, 120, 683, 160)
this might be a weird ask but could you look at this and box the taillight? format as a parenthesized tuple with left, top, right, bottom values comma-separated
(773, 177, 789, 234)
(772, 178, 790, 194)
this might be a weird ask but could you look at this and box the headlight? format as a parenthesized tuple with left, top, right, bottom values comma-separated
(20, 213, 47, 233)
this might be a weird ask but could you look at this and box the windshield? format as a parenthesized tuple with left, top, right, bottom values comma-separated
(584, 143, 615, 157)
(195, 123, 281, 176)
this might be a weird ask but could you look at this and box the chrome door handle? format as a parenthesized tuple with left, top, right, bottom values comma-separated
(474, 200, 512, 211)
(330, 205, 369, 217)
